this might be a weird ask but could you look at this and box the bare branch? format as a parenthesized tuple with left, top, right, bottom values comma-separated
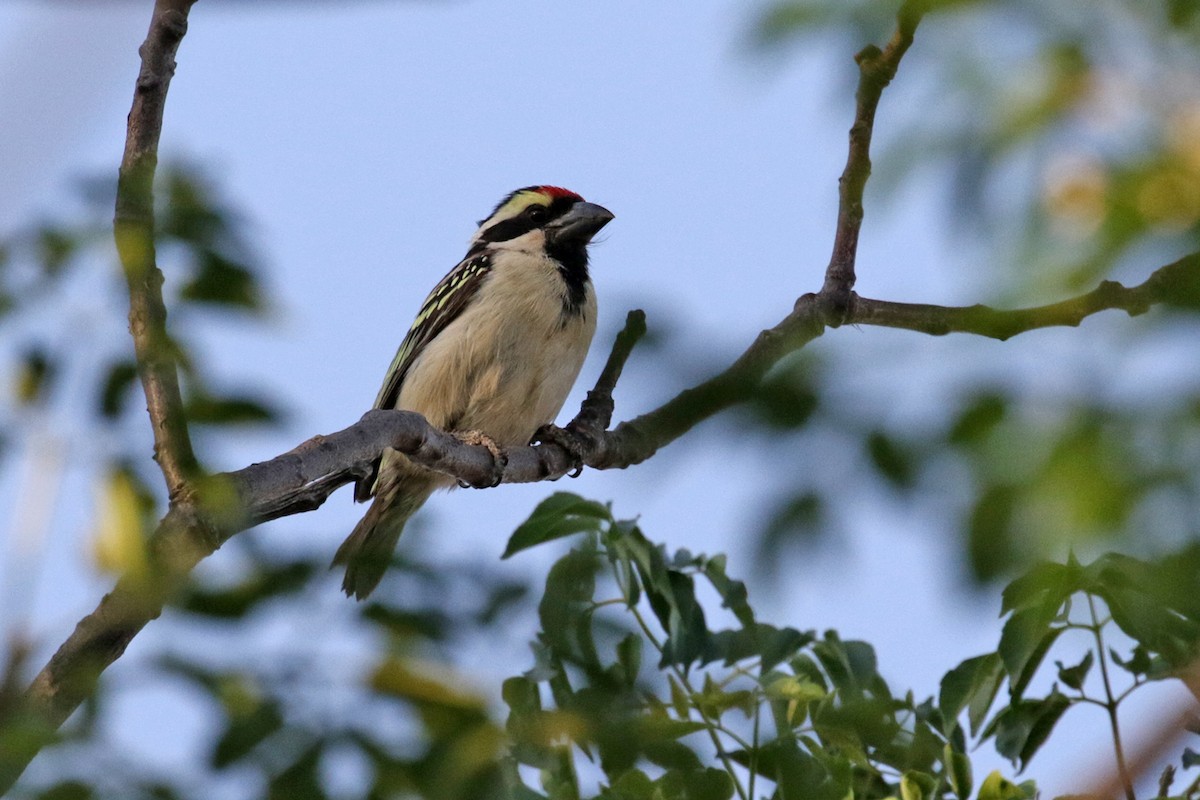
(821, 2, 923, 318)
(849, 253, 1200, 339)
(114, 0, 200, 499)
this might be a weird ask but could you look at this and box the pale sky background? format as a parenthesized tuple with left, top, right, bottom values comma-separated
(0, 2, 1192, 797)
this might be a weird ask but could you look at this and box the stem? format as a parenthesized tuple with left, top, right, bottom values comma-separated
(749, 684, 761, 800)
(1088, 594, 1135, 800)
(619, 571, 750, 800)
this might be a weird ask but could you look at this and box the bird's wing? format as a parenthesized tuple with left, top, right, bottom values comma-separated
(374, 251, 492, 410)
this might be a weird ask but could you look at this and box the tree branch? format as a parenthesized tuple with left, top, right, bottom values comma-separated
(114, 0, 200, 500)
(848, 253, 1200, 339)
(821, 1, 923, 318)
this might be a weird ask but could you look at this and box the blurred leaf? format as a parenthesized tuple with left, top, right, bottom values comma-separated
(747, 361, 820, 429)
(14, 346, 54, 407)
(948, 392, 1007, 444)
(866, 429, 917, 489)
(185, 389, 279, 427)
(266, 742, 324, 800)
(175, 560, 316, 618)
(477, 581, 529, 625)
(179, 250, 263, 312)
(97, 360, 139, 419)
(91, 466, 155, 578)
(758, 491, 824, 566)
(37, 226, 78, 277)
(503, 492, 611, 559)
(967, 484, 1018, 581)
(160, 168, 231, 247)
(371, 656, 488, 712)
(211, 697, 284, 768)
(32, 782, 94, 800)
(364, 603, 453, 642)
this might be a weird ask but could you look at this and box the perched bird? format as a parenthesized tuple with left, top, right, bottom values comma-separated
(333, 186, 614, 599)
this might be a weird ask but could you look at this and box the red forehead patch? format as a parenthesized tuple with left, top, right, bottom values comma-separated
(535, 185, 583, 201)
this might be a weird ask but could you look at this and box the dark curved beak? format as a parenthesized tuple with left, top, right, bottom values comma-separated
(546, 201, 614, 247)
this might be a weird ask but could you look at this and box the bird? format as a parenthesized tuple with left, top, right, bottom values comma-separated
(333, 186, 614, 599)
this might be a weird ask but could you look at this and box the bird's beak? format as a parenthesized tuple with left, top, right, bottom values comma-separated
(545, 201, 614, 247)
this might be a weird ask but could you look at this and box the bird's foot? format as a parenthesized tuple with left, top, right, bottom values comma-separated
(454, 430, 507, 488)
(532, 423, 585, 479)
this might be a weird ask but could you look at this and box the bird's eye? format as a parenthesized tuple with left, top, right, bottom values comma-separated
(527, 205, 549, 222)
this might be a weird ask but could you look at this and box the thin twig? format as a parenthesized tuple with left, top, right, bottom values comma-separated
(848, 253, 1199, 339)
(114, 0, 200, 500)
(821, 0, 923, 319)
(1086, 595, 1135, 800)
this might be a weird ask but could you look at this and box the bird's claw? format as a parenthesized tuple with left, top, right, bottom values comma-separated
(533, 423, 585, 478)
(455, 430, 507, 488)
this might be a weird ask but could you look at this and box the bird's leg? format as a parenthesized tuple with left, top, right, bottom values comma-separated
(454, 430, 507, 488)
(532, 423, 585, 479)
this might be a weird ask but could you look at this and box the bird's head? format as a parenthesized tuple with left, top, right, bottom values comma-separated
(470, 186, 614, 256)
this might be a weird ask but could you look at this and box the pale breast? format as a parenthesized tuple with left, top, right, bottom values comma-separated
(396, 248, 597, 446)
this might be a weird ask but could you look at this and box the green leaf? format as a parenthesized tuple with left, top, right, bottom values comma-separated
(657, 570, 711, 668)
(867, 429, 917, 489)
(948, 392, 1007, 444)
(37, 226, 77, 277)
(503, 493, 610, 559)
(938, 652, 1004, 736)
(1108, 645, 1152, 677)
(615, 633, 641, 688)
(1000, 559, 1082, 615)
(175, 560, 315, 619)
(14, 346, 54, 406)
(900, 770, 936, 800)
(606, 769, 654, 800)
(967, 485, 1019, 582)
(180, 250, 263, 311)
(211, 697, 284, 768)
(266, 742, 323, 800)
(701, 554, 754, 628)
(977, 770, 1028, 800)
(1087, 553, 1200, 668)
(502, 676, 541, 716)
(641, 739, 702, 772)
(1054, 650, 1094, 691)
(658, 768, 735, 800)
(983, 690, 1072, 770)
(944, 742, 974, 799)
(669, 676, 689, 718)
(998, 607, 1065, 701)
(538, 546, 600, 671)
(97, 360, 139, 419)
(185, 390, 278, 426)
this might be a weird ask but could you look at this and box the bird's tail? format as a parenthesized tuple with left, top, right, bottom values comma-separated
(333, 483, 435, 600)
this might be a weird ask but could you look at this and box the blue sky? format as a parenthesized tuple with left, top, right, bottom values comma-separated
(1, 2, 1191, 795)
